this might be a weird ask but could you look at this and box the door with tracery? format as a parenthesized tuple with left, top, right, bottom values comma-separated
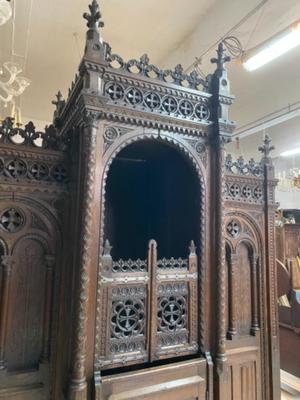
(96, 140, 201, 371)
(98, 238, 198, 369)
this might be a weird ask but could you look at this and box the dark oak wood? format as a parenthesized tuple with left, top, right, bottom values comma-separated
(0, 1, 281, 399)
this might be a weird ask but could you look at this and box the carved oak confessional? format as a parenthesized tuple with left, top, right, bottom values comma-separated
(0, 1, 280, 399)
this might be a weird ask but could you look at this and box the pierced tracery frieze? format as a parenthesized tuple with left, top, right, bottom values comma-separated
(104, 48, 208, 91)
(225, 178, 264, 204)
(103, 80, 211, 123)
(157, 257, 188, 269)
(0, 117, 69, 151)
(0, 156, 68, 185)
(112, 258, 147, 273)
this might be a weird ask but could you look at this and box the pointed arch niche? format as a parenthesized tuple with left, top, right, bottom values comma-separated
(104, 139, 201, 259)
(97, 138, 204, 371)
(225, 217, 260, 339)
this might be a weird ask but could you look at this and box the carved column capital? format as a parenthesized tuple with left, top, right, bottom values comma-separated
(82, 109, 102, 129)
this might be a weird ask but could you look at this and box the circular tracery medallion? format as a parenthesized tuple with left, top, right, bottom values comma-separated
(111, 298, 145, 338)
(158, 295, 186, 332)
(0, 208, 25, 233)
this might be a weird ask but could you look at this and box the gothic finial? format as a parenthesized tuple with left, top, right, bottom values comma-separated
(189, 240, 196, 255)
(52, 91, 63, 106)
(211, 41, 231, 72)
(103, 239, 112, 256)
(258, 135, 275, 163)
(83, 0, 104, 30)
(52, 91, 65, 122)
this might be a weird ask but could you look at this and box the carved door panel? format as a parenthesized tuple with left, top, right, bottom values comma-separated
(149, 240, 198, 361)
(6, 238, 46, 371)
(98, 239, 198, 370)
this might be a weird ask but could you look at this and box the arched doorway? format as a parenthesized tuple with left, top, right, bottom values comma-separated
(104, 139, 201, 260)
(99, 139, 202, 371)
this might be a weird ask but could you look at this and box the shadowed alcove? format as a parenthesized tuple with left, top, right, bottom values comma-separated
(104, 139, 201, 261)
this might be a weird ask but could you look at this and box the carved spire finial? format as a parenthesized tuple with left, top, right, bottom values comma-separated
(83, 0, 104, 30)
(189, 240, 196, 255)
(211, 41, 231, 73)
(258, 135, 275, 164)
(52, 91, 64, 108)
(103, 239, 112, 256)
(52, 91, 65, 123)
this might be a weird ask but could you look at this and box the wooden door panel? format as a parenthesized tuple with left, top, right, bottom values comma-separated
(6, 238, 46, 372)
(97, 239, 199, 369)
(150, 241, 198, 361)
(227, 347, 262, 400)
(101, 359, 206, 400)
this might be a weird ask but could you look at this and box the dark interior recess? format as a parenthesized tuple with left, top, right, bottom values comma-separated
(104, 139, 201, 260)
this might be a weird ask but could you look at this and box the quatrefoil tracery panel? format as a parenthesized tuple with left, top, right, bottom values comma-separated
(157, 295, 187, 333)
(0, 208, 25, 233)
(111, 298, 145, 339)
(103, 81, 210, 121)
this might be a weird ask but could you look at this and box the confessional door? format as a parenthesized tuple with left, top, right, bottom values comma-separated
(97, 140, 201, 372)
(99, 238, 198, 369)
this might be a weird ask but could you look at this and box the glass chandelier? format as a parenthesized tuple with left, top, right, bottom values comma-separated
(0, 62, 30, 104)
(0, 0, 12, 26)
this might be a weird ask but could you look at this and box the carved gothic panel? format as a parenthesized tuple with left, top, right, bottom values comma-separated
(6, 238, 46, 371)
(96, 239, 198, 370)
(236, 243, 252, 336)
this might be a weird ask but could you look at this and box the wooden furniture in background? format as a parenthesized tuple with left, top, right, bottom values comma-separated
(276, 224, 300, 379)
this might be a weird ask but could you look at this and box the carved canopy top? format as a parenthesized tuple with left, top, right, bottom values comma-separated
(104, 48, 209, 92)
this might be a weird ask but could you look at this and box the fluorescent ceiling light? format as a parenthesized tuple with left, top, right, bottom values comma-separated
(280, 147, 300, 157)
(243, 21, 300, 71)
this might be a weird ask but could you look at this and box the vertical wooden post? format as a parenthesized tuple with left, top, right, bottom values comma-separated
(40, 255, 55, 363)
(228, 253, 237, 338)
(215, 136, 227, 373)
(210, 42, 235, 399)
(148, 239, 157, 363)
(0, 255, 14, 370)
(250, 253, 259, 335)
(259, 135, 281, 399)
(68, 113, 99, 400)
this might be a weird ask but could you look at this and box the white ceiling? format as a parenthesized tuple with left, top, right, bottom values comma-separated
(1, 0, 300, 159)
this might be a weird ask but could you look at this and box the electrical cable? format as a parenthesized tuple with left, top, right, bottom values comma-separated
(184, 0, 268, 73)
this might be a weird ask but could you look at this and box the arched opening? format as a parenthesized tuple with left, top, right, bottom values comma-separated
(104, 139, 201, 260)
(236, 242, 253, 336)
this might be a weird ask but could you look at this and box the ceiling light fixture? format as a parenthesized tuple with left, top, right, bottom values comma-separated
(0, 62, 30, 104)
(0, 0, 12, 26)
(243, 20, 300, 71)
(280, 147, 300, 157)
